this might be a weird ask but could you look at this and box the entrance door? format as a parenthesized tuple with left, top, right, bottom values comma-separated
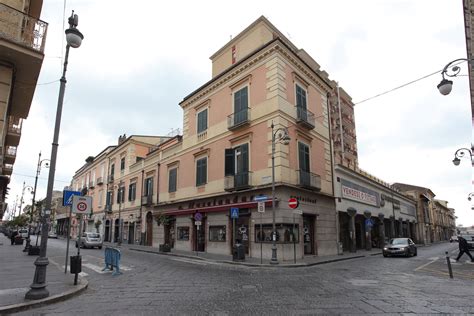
(194, 219, 206, 252)
(233, 215, 250, 254)
(114, 219, 120, 242)
(303, 215, 315, 255)
(165, 221, 175, 248)
(146, 212, 153, 246)
(128, 223, 135, 244)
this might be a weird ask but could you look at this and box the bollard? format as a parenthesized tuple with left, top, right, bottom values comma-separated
(446, 251, 453, 279)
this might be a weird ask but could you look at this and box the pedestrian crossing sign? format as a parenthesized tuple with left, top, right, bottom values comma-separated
(63, 190, 82, 206)
(230, 207, 239, 219)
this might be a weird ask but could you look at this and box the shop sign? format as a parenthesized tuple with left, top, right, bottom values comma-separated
(341, 179, 379, 207)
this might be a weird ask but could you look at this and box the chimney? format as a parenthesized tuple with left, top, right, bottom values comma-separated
(118, 134, 127, 145)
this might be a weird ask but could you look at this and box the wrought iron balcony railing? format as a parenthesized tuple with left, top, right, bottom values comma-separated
(7, 116, 22, 135)
(224, 172, 253, 191)
(227, 108, 250, 130)
(141, 195, 153, 206)
(107, 174, 114, 183)
(96, 177, 104, 185)
(296, 170, 321, 191)
(105, 204, 112, 213)
(0, 3, 48, 53)
(5, 146, 17, 156)
(295, 106, 315, 129)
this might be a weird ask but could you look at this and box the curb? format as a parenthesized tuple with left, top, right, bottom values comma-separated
(129, 247, 382, 268)
(0, 279, 88, 315)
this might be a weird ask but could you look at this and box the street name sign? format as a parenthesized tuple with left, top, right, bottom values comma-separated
(293, 209, 303, 215)
(254, 195, 268, 202)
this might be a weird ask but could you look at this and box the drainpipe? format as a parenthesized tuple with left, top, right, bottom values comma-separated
(327, 91, 340, 255)
(336, 83, 345, 165)
(140, 169, 145, 245)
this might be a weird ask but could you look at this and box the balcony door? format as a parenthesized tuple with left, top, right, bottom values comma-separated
(225, 143, 249, 188)
(233, 86, 248, 125)
(296, 84, 308, 121)
(298, 142, 310, 186)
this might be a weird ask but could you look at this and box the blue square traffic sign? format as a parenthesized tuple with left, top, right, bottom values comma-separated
(63, 190, 81, 206)
(230, 207, 239, 219)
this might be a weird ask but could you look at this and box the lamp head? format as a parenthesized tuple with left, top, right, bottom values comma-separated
(437, 78, 453, 95)
(452, 157, 461, 166)
(469, 197, 472, 201)
(282, 134, 291, 145)
(65, 28, 84, 48)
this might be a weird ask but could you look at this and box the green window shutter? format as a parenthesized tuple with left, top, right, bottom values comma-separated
(169, 168, 177, 192)
(225, 149, 235, 176)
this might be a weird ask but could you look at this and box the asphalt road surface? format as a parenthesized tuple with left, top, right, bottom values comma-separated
(18, 238, 474, 315)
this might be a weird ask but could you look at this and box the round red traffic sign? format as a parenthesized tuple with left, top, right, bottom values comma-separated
(77, 202, 87, 212)
(288, 198, 299, 209)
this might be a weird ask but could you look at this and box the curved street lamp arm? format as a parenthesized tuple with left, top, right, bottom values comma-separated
(454, 147, 473, 160)
(441, 58, 473, 79)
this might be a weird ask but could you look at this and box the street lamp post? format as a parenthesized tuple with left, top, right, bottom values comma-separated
(437, 58, 473, 95)
(19, 182, 33, 217)
(117, 181, 123, 246)
(270, 121, 291, 264)
(24, 152, 50, 252)
(452, 147, 473, 166)
(25, 11, 83, 300)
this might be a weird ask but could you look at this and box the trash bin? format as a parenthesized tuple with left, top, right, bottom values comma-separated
(28, 246, 40, 256)
(232, 243, 245, 261)
(70, 255, 82, 274)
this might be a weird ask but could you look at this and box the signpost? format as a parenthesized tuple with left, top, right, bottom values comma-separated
(194, 212, 202, 256)
(230, 208, 239, 248)
(62, 190, 81, 274)
(257, 202, 265, 264)
(71, 195, 92, 284)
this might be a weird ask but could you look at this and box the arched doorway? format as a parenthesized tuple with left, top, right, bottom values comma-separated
(104, 220, 110, 242)
(114, 219, 120, 243)
(146, 212, 153, 246)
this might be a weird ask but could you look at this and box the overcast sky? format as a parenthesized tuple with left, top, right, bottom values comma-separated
(4, 1, 473, 227)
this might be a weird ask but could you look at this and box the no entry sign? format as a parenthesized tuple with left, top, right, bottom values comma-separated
(72, 195, 92, 214)
(288, 198, 299, 209)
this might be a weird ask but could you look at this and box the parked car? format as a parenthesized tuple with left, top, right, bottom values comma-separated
(76, 232, 103, 249)
(18, 229, 28, 238)
(383, 238, 417, 257)
(459, 235, 474, 249)
(48, 231, 58, 238)
(449, 235, 459, 243)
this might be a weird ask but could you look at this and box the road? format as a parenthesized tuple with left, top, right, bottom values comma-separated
(18, 238, 474, 315)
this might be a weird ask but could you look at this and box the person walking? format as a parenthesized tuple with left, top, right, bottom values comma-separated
(10, 230, 18, 245)
(455, 236, 474, 262)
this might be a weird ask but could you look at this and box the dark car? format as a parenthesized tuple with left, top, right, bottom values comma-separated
(459, 235, 474, 249)
(383, 238, 417, 257)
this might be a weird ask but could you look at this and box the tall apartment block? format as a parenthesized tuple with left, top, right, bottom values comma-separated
(0, 0, 48, 218)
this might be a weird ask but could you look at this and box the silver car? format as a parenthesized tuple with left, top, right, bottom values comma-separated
(76, 232, 103, 249)
(383, 238, 417, 257)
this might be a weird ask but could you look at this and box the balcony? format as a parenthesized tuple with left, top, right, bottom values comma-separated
(0, 3, 48, 53)
(227, 108, 250, 130)
(224, 172, 253, 191)
(295, 106, 315, 129)
(105, 204, 112, 213)
(96, 177, 104, 185)
(3, 163, 13, 176)
(89, 181, 95, 189)
(296, 170, 321, 191)
(141, 195, 153, 206)
(4, 146, 17, 164)
(107, 174, 114, 183)
(5, 117, 22, 146)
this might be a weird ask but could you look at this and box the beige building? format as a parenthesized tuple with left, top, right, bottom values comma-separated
(0, 0, 48, 218)
(432, 199, 456, 241)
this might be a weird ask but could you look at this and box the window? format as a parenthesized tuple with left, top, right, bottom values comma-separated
(128, 183, 136, 201)
(197, 109, 208, 134)
(100, 164, 105, 179)
(98, 189, 103, 207)
(120, 157, 125, 171)
(255, 224, 299, 243)
(168, 168, 177, 193)
(225, 143, 249, 187)
(209, 226, 226, 242)
(116, 187, 125, 203)
(92, 171, 96, 186)
(144, 177, 153, 196)
(110, 164, 115, 177)
(177, 227, 190, 241)
(106, 191, 113, 206)
(196, 157, 207, 186)
(298, 142, 310, 185)
(296, 84, 307, 109)
(233, 86, 248, 124)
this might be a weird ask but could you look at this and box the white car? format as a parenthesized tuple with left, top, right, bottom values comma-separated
(449, 235, 459, 243)
(48, 231, 58, 238)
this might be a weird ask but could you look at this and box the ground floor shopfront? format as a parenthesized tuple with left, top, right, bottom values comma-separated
(335, 165, 418, 253)
(150, 186, 338, 260)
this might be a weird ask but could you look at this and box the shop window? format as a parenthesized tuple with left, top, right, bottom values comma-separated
(209, 226, 226, 242)
(254, 224, 299, 243)
(177, 227, 189, 241)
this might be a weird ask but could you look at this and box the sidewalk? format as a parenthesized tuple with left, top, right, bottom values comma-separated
(107, 241, 382, 267)
(0, 234, 88, 314)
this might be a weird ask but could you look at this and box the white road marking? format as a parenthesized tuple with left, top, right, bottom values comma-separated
(83, 262, 107, 274)
(79, 272, 88, 277)
(415, 258, 439, 271)
(171, 257, 209, 266)
(428, 257, 439, 260)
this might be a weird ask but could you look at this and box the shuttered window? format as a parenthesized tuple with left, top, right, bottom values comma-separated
(169, 168, 177, 192)
(196, 157, 207, 186)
